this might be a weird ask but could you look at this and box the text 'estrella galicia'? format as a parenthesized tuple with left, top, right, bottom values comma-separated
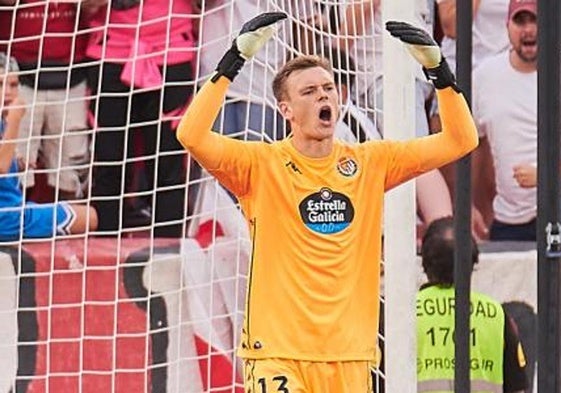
(299, 188, 355, 234)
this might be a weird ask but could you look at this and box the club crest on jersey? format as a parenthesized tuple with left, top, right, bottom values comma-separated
(298, 187, 355, 234)
(337, 157, 358, 177)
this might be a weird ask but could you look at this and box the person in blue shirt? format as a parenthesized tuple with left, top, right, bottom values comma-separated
(0, 53, 98, 241)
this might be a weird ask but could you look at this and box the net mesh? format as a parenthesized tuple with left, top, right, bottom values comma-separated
(0, 1, 384, 392)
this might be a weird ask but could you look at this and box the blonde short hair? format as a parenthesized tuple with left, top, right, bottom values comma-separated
(272, 55, 332, 102)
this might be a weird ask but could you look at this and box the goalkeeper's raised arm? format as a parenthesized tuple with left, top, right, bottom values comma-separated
(176, 12, 287, 168)
(383, 21, 478, 179)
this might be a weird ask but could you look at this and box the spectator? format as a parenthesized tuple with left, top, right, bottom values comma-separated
(336, 0, 379, 123)
(85, 0, 198, 237)
(198, 0, 319, 142)
(417, 217, 528, 392)
(0, 0, 99, 200)
(0, 53, 98, 241)
(472, 0, 537, 241)
(436, 0, 510, 74)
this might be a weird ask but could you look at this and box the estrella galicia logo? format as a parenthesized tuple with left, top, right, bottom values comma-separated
(299, 188, 355, 234)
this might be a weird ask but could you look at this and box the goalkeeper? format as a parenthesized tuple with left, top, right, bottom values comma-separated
(177, 14, 478, 392)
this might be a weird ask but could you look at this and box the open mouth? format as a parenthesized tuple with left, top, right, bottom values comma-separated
(521, 39, 537, 47)
(319, 106, 332, 123)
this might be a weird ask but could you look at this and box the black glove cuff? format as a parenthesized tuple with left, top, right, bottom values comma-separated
(423, 59, 461, 93)
(212, 44, 246, 83)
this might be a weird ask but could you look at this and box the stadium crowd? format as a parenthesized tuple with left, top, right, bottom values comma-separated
(0, 0, 539, 245)
(0, 0, 539, 392)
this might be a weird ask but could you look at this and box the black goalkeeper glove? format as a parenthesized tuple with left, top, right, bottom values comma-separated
(212, 12, 287, 83)
(386, 21, 459, 92)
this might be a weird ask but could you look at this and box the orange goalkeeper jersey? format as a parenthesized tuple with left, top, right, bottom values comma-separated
(177, 77, 478, 362)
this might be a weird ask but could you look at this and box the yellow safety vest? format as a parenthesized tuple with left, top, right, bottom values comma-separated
(416, 285, 504, 393)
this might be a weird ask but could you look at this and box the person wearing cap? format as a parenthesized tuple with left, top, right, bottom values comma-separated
(0, 53, 98, 241)
(471, 0, 538, 241)
(417, 217, 529, 393)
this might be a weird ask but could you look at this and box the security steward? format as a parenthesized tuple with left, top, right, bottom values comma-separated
(417, 217, 528, 393)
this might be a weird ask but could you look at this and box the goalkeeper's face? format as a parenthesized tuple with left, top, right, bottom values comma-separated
(278, 66, 340, 141)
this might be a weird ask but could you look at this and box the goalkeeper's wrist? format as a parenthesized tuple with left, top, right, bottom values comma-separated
(423, 59, 460, 92)
(212, 45, 246, 83)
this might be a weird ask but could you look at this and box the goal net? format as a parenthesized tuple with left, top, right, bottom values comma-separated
(0, 0, 416, 392)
